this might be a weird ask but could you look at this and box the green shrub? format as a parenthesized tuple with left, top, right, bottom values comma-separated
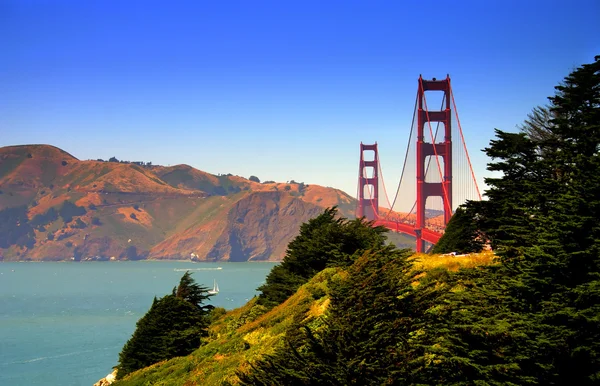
(117, 272, 214, 379)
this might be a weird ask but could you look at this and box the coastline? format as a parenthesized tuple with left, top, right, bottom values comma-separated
(0, 259, 281, 263)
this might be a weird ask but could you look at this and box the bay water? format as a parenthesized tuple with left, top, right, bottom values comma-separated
(0, 261, 276, 386)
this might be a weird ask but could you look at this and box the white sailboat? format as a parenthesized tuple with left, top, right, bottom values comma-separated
(208, 279, 219, 295)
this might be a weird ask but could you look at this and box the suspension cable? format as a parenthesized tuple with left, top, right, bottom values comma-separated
(387, 92, 418, 217)
(449, 80, 482, 200)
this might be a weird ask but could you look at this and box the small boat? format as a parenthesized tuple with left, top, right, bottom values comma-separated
(208, 279, 219, 295)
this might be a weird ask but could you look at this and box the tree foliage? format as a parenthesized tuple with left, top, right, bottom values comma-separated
(239, 55, 600, 385)
(431, 206, 484, 254)
(446, 55, 600, 383)
(173, 271, 215, 314)
(0, 206, 35, 249)
(30, 207, 58, 229)
(256, 207, 389, 307)
(117, 272, 214, 379)
(58, 200, 86, 223)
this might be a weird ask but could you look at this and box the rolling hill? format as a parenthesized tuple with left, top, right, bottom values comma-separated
(0, 144, 410, 261)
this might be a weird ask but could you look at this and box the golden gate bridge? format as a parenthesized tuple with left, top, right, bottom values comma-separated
(357, 75, 481, 252)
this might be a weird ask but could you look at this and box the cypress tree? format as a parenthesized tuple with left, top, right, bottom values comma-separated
(431, 205, 484, 254)
(117, 272, 214, 379)
(256, 207, 389, 308)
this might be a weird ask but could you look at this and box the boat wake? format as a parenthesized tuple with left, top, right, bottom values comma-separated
(2, 346, 120, 366)
(174, 267, 223, 272)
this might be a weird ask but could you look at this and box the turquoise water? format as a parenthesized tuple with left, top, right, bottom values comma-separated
(0, 261, 276, 386)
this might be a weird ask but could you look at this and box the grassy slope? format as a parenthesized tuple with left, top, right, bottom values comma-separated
(113, 251, 498, 386)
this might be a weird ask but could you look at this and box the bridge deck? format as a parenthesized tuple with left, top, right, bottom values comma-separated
(373, 219, 442, 245)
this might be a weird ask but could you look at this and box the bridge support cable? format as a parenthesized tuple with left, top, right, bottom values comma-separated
(387, 93, 418, 220)
(379, 157, 415, 223)
(450, 80, 482, 201)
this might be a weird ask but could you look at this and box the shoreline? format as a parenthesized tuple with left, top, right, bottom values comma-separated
(0, 259, 281, 264)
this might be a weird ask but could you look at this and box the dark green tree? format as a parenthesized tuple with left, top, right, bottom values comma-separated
(256, 207, 389, 307)
(460, 55, 600, 384)
(173, 271, 215, 314)
(30, 207, 58, 228)
(58, 200, 86, 223)
(117, 272, 214, 379)
(431, 205, 485, 254)
(0, 206, 36, 249)
(241, 246, 424, 385)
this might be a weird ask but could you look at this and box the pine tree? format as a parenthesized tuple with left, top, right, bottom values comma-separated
(256, 207, 389, 307)
(463, 55, 600, 383)
(173, 270, 215, 314)
(431, 205, 484, 254)
(117, 272, 214, 379)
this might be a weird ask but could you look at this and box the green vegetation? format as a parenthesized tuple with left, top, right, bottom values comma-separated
(0, 206, 35, 249)
(58, 200, 86, 223)
(0, 154, 24, 179)
(30, 207, 59, 230)
(431, 206, 484, 253)
(113, 55, 600, 385)
(256, 206, 390, 308)
(117, 272, 215, 379)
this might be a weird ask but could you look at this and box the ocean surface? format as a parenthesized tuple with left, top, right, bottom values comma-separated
(0, 261, 277, 386)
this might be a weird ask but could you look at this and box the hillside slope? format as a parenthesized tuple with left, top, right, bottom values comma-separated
(111, 251, 497, 385)
(0, 144, 367, 261)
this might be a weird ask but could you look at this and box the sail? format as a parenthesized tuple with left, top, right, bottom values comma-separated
(208, 279, 219, 294)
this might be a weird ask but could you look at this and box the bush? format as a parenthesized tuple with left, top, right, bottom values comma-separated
(249, 175, 260, 183)
(59, 201, 86, 223)
(0, 206, 36, 249)
(117, 272, 214, 379)
(91, 217, 101, 226)
(130, 213, 137, 220)
(30, 207, 58, 228)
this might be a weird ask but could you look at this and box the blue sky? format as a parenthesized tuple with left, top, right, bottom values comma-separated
(2, 0, 599, 200)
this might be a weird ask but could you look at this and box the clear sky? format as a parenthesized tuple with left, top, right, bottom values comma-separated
(2, 0, 599, 199)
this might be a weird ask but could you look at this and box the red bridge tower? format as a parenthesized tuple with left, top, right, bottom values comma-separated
(357, 142, 379, 221)
(416, 75, 453, 251)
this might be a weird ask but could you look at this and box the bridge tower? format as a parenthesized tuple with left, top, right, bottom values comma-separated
(357, 142, 379, 221)
(416, 75, 453, 252)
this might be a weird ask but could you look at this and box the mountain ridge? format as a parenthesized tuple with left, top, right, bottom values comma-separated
(0, 144, 375, 261)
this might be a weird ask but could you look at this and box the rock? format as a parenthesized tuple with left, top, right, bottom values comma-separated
(93, 369, 117, 386)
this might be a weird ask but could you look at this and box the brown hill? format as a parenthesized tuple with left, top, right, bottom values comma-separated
(0, 144, 374, 262)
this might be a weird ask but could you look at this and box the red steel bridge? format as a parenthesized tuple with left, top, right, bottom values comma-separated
(357, 75, 481, 252)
